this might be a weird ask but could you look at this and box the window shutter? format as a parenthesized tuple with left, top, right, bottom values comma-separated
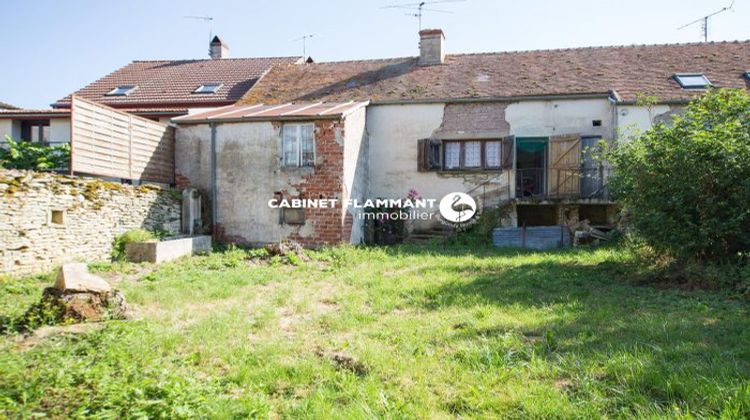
(418, 139, 441, 172)
(501, 135, 515, 170)
(428, 139, 441, 170)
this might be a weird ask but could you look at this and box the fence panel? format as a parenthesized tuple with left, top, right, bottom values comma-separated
(70, 96, 174, 183)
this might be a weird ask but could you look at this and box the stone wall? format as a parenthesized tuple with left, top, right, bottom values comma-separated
(0, 169, 181, 276)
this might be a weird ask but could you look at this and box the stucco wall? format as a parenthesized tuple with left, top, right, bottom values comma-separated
(0, 169, 181, 276)
(616, 105, 676, 139)
(49, 118, 70, 145)
(175, 117, 358, 246)
(342, 107, 368, 244)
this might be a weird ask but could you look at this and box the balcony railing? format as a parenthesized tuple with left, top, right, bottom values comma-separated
(515, 167, 611, 200)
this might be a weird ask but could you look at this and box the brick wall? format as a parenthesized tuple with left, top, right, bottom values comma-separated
(0, 169, 181, 276)
(287, 119, 348, 247)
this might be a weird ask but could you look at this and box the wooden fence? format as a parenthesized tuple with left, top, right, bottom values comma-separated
(70, 96, 175, 183)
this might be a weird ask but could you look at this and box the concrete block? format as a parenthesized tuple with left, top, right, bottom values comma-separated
(54, 263, 112, 293)
(125, 235, 212, 263)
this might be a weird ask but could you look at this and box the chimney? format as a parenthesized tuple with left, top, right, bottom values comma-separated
(209, 36, 229, 59)
(418, 29, 445, 66)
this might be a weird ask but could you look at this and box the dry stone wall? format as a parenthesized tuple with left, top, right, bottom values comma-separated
(0, 169, 180, 276)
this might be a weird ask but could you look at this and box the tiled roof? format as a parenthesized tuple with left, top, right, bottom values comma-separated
(0, 101, 18, 110)
(241, 41, 750, 104)
(54, 57, 302, 109)
(0, 109, 70, 118)
(174, 101, 369, 124)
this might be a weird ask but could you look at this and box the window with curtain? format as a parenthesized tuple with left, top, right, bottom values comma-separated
(443, 140, 503, 170)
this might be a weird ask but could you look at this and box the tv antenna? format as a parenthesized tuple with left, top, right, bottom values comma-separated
(292, 33, 316, 58)
(381, 0, 465, 31)
(184, 15, 214, 53)
(677, 0, 735, 42)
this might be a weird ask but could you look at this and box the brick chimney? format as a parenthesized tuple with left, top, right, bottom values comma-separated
(209, 36, 229, 59)
(418, 29, 445, 66)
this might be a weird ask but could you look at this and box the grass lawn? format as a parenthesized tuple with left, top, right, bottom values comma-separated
(1, 245, 749, 418)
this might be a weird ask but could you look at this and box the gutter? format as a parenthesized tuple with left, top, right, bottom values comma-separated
(174, 114, 344, 125)
(210, 123, 219, 230)
(370, 92, 614, 106)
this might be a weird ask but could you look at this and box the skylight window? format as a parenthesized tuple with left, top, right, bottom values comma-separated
(673, 73, 711, 89)
(193, 83, 223, 94)
(744, 71, 750, 80)
(105, 85, 138, 96)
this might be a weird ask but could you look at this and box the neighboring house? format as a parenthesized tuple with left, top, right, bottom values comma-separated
(0, 36, 302, 146)
(174, 29, 750, 246)
(0, 102, 18, 110)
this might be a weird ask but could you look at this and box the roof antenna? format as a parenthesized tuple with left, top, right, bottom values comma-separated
(184, 15, 215, 55)
(292, 34, 315, 58)
(381, 0, 465, 31)
(677, 0, 735, 42)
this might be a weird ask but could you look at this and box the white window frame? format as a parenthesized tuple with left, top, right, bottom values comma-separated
(282, 123, 315, 167)
(105, 85, 138, 96)
(193, 83, 223, 94)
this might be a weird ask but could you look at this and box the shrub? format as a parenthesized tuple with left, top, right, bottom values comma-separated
(608, 89, 750, 263)
(112, 229, 157, 261)
(0, 135, 70, 170)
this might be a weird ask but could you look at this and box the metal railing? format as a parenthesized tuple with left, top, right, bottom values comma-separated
(515, 167, 611, 200)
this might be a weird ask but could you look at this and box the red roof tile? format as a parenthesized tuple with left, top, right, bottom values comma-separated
(241, 41, 750, 104)
(54, 57, 302, 109)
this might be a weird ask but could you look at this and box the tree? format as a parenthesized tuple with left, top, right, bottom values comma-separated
(0, 136, 70, 170)
(608, 89, 750, 262)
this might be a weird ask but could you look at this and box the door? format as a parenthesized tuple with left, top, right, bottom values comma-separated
(547, 134, 581, 198)
(581, 136, 602, 198)
(515, 137, 548, 197)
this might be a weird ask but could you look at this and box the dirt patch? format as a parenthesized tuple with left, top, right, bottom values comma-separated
(315, 348, 368, 375)
(13, 322, 106, 351)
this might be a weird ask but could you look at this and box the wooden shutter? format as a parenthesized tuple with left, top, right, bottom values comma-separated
(501, 135, 515, 170)
(417, 138, 440, 172)
(547, 134, 581, 198)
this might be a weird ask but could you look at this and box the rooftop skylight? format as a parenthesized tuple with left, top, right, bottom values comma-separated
(673, 73, 711, 89)
(744, 71, 750, 80)
(105, 85, 138, 96)
(193, 83, 223, 94)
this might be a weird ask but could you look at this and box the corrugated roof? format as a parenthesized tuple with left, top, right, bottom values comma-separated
(241, 41, 750, 105)
(173, 101, 369, 124)
(54, 56, 302, 109)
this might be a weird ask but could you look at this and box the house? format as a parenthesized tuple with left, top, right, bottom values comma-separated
(173, 29, 750, 246)
(0, 36, 302, 147)
(0, 102, 17, 110)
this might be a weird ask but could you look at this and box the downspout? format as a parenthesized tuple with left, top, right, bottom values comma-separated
(210, 123, 218, 231)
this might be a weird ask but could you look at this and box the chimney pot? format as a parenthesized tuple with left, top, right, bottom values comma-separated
(210, 36, 229, 59)
(418, 29, 445, 66)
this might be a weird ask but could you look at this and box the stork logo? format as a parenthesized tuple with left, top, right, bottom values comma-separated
(438, 192, 480, 227)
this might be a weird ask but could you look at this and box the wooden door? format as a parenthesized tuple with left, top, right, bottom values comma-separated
(547, 134, 581, 198)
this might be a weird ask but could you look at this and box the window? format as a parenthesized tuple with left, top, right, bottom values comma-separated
(744, 71, 750, 80)
(443, 140, 503, 171)
(673, 73, 711, 89)
(193, 83, 223, 94)
(281, 208, 305, 225)
(20, 120, 50, 143)
(50, 210, 64, 225)
(105, 85, 138, 96)
(282, 123, 315, 167)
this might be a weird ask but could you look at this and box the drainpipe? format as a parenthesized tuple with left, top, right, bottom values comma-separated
(210, 123, 218, 230)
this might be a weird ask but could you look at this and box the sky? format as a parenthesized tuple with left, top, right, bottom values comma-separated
(1, 0, 749, 109)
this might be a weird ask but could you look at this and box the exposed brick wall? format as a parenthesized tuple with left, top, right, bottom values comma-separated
(175, 173, 191, 189)
(438, 102, 510, 134)
(286, 119, 348, 247)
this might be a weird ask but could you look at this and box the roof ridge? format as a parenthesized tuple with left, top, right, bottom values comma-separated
(131, 56, 302, 63)
(447, 39, 750, 57)
(293, 56, 416, 66)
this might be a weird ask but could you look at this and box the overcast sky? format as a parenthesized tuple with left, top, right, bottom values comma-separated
(2, 0, 748, 109)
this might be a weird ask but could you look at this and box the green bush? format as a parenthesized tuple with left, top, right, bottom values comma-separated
(0, 135, 70, 170)
(608, 89, 750, 264)
(112, 229, 157, 261)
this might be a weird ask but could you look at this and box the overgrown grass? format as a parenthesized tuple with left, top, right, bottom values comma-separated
(1, 244, 748, 418)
